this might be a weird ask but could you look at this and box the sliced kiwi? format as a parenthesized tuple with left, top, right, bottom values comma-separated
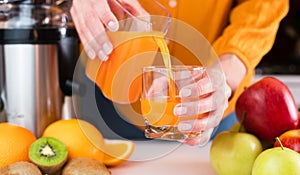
(29, 137, 68, 174)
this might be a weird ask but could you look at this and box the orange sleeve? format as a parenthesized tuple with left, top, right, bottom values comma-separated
(212, 0, 289, 117)
(213, 0, 289, 69)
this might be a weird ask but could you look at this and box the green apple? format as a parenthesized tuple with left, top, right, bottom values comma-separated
(210, 131, 263, 175)
(230, 122, 272, 150)
(252, 140, 300, 175)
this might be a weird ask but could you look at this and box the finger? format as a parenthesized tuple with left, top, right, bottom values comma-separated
(71, 0, 113, 61)
(174, 67, 205, 80)
(173, 67, 205, 86)
(94, 0, 119, 32)
(91, 0, 116, 60)
(177, 112, 222, 133)
(70, 1, 96, 59)
(83, 12, 111, 61)
(179, 75, 214, 98)
(174, 95, 216, 116)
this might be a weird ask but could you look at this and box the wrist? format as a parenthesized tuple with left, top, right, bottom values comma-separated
(219, 53, 246, 93)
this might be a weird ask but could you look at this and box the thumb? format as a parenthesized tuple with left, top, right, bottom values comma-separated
(102, 13, 119, 32)
(96, 0, 119, 31)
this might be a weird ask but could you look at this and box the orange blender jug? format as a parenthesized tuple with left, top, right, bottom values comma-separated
(85, 0, 171, 104)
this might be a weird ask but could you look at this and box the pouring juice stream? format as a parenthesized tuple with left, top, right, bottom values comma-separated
(154, 37, 176, 99)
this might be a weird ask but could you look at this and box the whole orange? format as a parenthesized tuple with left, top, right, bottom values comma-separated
(0, 122, 37, 167)
(42, 119, 105, 163)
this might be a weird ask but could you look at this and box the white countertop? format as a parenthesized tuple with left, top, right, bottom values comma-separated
(110, 140, 217, 175)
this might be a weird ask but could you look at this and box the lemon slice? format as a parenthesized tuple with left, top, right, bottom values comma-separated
(103, 139, 135, 167)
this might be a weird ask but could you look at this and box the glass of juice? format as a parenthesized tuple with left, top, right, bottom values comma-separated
(85, 0, 171, 104)
(141, 65, 208, 140)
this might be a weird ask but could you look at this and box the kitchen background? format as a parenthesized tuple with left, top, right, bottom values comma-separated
(255, 0, 300, 109)
(0, 0, 299, 126)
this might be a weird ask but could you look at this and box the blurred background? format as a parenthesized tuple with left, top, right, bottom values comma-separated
(255, 0, 300, 109)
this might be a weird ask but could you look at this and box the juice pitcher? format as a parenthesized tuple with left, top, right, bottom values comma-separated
(85, 0, 171, 104)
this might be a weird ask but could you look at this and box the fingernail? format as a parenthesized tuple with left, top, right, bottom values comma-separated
(174, 105, 187, 116)
(180, 88, 191, 97)
(98, 50, 108, 61)
(102, 42, 113, 55)
(87, 49, 96, 60)
(108, 21, 119, 32)
(178, 122, 192, 131)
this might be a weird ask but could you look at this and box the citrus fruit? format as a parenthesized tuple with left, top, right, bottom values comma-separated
(103, 139, 135, 167)
(42, 119, 105, 163)
(0, 122, 37, 167)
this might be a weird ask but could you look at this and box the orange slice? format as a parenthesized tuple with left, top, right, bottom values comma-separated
(103, 139, 135, 167)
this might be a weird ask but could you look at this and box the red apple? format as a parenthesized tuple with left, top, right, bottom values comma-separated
(274, 129, 300, 153)
(235, 77, 299, 143)
(299, 112, 300, 128)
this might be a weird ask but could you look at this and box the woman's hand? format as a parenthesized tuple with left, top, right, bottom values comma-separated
(175, 54, 246, 146)
(174, 69, 232, 146)
(70, 0, 148, 61)
(71, 0, 118, 61)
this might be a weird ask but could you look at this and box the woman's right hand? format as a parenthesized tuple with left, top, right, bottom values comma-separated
(70, 0, 148, 61)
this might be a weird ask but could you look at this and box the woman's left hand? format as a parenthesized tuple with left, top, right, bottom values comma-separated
(175, 53, 246, 146)
(174, 67, 232, 146)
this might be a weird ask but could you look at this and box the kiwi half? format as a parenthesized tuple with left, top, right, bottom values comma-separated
(29, 137, 68, 174)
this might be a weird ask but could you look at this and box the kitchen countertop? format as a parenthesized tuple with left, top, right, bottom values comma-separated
(110, 140, 217, 175)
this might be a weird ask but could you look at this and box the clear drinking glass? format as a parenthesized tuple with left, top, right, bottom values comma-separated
(141, 65, 208, 141)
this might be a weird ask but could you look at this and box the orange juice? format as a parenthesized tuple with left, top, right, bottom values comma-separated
(141, 97, 179, 127)
(154, 37, 176, 99)
(141, 97, 206, 127)
(141, 96, 206, 140)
